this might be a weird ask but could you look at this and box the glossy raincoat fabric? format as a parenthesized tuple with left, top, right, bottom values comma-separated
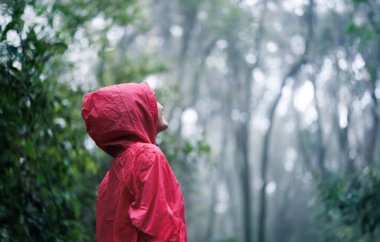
(82, 82, 187, 242)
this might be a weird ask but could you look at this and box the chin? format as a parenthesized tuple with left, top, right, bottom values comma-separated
(157, 123, 169, 133)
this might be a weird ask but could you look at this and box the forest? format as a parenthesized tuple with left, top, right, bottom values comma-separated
(1, 0, 380, 241)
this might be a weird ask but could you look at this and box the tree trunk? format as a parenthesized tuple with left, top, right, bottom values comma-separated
(237, 90, 253, 242)
(366, 44, 380, 166)
(231, 64, 254, 242)
(291, 89, 315, 173)
(191, 38, 218, 105)
(310, 76, 327, 176)
(258, 1, 314, 240)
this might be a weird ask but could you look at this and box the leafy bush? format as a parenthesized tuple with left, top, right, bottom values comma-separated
(316, 168, 380, 242)
(0, 1, 98, 241)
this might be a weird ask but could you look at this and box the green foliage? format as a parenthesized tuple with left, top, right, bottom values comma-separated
(0, 2, 96, 241)
(0, 0, 142, 240)
(348, 0, 380, 40)
(315, 168, 380, 241)
(157, 131, 211, 198)
(158, 133, 211, 167)
(346, 23, 375, 41)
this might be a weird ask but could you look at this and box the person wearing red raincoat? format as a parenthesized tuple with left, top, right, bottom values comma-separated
(81, 82, 187, 242)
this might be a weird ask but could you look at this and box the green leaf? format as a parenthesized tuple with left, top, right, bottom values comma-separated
(24, 140, 36, 159)
(181, 142, 194, 155)
(346, 23, 375, 40)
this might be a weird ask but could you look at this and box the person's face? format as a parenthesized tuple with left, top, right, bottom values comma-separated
(157, 102, 169, 133)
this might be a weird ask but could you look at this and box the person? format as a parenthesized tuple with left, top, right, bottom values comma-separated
(81, 82, 187, 242)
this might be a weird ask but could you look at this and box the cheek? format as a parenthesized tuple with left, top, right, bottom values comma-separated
(158, 109, 168, 124)
(157, 109, 163, 121)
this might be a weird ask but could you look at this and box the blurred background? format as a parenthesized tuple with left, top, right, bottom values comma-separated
(1, 0, 380, 241)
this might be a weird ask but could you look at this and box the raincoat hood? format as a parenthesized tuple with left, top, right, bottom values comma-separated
(81, 82, 158, 157)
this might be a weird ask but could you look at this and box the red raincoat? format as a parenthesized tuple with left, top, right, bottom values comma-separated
(82, 82, 187, 242)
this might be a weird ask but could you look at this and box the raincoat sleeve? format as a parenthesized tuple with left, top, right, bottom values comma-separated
(128, 148, 186, 241)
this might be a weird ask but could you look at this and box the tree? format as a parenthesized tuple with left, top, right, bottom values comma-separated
(0, 0, 141, 240)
